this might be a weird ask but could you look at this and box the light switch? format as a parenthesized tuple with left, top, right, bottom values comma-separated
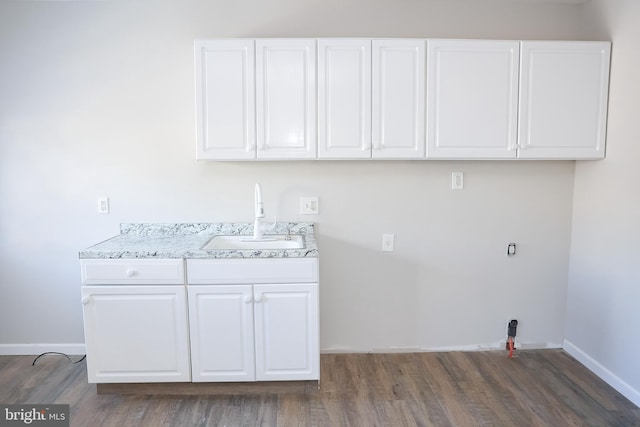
(452, 172, 464, 190)
(382, 234, 394, 252)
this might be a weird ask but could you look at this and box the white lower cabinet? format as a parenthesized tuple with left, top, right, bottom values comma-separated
(186, 258, 320, 382)
(188, 283, 319, 382)
(80, 259, 190, 384)
(81, 285, 191, 383)
(81, 258, 320, 384)
(188, 284, 255, 382)
(254, 283, 319, 381)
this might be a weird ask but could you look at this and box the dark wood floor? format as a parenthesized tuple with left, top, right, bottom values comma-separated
(1, 350, 639, 426)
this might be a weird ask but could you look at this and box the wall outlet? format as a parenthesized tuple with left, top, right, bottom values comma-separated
(300, 197, 319, 215)
(98, 197, 109, 214)
(382, 233, 395, 252)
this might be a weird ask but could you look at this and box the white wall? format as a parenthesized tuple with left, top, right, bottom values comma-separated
(565, 0, 640, 407)
(0, 1, 592, 354)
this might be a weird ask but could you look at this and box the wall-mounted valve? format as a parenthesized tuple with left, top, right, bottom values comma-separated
(506, 319, 518, 358)
(508, 319, 518, 338)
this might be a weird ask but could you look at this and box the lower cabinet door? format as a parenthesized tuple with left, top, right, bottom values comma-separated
(188, 285, 256, 382)
(253, 283, 319, 381)
(81, 285, 191, 383)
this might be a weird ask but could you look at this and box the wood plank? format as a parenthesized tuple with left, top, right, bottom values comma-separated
(1, 350, 638, 427)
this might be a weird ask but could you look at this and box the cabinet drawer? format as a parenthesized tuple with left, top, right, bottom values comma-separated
(81, 259, 185, 285)
(187, 258, 318, 284)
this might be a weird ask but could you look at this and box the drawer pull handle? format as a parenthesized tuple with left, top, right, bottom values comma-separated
(81, 297, 90, 305)
(126, 269, 137, 277)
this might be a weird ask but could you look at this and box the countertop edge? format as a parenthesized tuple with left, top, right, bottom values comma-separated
(79, 222, 319, 260)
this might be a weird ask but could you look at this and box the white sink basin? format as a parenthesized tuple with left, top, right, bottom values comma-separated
(202, 234, 306, 250)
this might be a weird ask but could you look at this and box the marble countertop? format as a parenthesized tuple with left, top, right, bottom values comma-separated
(79, 222, 318, 259)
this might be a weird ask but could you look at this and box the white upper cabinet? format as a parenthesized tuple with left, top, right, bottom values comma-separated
(256, 39, 317, 159)
(195, 40, 256, 160)
(372, 39, 426, 159)
(194, 38, 610, 161)
(426, 40, 520, 159)
(517, 41, 611, 159)
(317, 39, 372, 159)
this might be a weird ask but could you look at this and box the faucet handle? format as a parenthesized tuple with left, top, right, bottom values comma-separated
(268, 216, 277, 231)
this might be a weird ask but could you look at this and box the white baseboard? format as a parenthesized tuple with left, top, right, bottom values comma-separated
(564, 339, 640, 408)
(320, 341, 562, 354)
(0, 343, 86, 356)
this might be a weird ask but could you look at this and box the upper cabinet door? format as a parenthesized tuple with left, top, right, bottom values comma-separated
(518, 41, 611, 159)
(426, 40, 520, 159)
(256, 39, 317, 159)
(317, 39, 372, 159)
(195, 40, 256, 160)
(372, 40, 426, 159)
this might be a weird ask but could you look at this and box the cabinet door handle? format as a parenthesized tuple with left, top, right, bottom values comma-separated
(244, 296, 253, 304)
(81, 297, 90, 305)
(509, 143, 527, 152)
(254, 294, 263, 303)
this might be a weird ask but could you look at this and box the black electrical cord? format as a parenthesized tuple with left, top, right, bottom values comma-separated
(32, 352, 86, 366)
